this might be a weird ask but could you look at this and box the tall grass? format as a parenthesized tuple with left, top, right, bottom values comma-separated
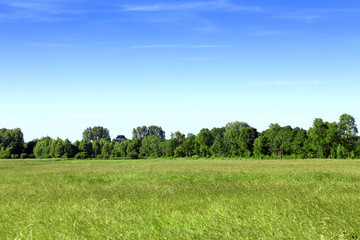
(0, 159, 360, 239)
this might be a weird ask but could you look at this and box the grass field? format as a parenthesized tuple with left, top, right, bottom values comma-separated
(1, 158, 360, 239)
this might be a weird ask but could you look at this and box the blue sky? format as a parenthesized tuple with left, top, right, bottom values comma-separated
(1, 0, 359, 141)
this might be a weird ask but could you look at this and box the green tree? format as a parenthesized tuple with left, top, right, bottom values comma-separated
(143, 136, 164, 158)
(262, 124, 282, 157)
(210, 134, 226, 157)
(101, 141, 113, 159)
(226, 127, 258, 157)
(0, 128, 25, 156)
(253, 135, 270, 158)
(132, 125, 165, 140)
(63, 139, 79, 158)
(180, 133, 197, 157)
(165, 131, 185, 157)
(196, 129, 214, 157)
(24, 140, 38, 158)
(54, 139, 65, 158)
(308, 119, 340, 158)
(338, 113, 358, 157)
(83, 126, 110, 142)
(225, 121, 250, 131)
(291, 128, 308, 156)
(127, 138, 142, 159)
(274, 126, 295, 159)
(148, 126, 166, 140)
(210, 127, 227, 157)
(33, 137, 52, 158)
(79, 140, 93, 157)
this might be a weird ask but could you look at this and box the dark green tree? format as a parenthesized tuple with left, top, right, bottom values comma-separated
(63, 139, 79, 158)
(274, 126, 295, 159)
(291, 128, 308, 156)
(253, 135, 270, 158)
(338, 113, 358, 157)
(0, 128, 25, 157)
(262, 123, 282, 157)
(196, 129, 214, 157)
(180, 133, 197, 157)
(127, 138, 142, 159)
(79, 140, 93, 157)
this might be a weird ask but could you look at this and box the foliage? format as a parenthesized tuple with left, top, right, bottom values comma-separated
(1, 114, 360, 160)
(82, 126, 110, 142)
(132, 125, 165, 140)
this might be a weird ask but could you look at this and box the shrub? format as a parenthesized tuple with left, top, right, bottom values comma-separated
(243, 150, 251, 159)
(20, 153, 27, 159)
(297, 154, 305, 159)
(74, 152, 87, 159)
(192, 155, 199, 160)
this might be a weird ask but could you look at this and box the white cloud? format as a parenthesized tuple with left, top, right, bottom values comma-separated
(0, 0, 89, 22)
(275, 8, 360, 23)
(276, 12, 321, 23)
(123, 0, 261, 12)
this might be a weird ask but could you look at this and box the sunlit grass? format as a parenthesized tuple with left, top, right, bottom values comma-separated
(1, 159, 360, 239)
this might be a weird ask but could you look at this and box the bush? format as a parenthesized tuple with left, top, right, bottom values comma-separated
(74, 152, 87, 159)
(20, 153, 27, 159)
(40, 154, 52, 159)
(297, 154, 305, 159)
(192, 155, 199, 160)
(243, 150, 251, 159)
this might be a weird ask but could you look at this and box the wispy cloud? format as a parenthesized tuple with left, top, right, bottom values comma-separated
(276, 12, 321, 23)
(191, 44, 230, 48)
(311, 8, 360, 14)
(0, 0, 88, 22)
(26, 42, 93, 48)
(131, 44, 231, 49)
(248, 80, 324, 87)
(253, 30, 291, 37)
(276, 8, 360, 23)
(123, 0, 261, 12)
(132, 44, 183, 49)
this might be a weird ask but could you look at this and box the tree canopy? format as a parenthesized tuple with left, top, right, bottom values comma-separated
(1, 113, 359, 160)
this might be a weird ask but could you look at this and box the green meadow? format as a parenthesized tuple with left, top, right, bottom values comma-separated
(1, 159, 360, 239)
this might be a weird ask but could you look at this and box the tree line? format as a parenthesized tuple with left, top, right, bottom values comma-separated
(1, 114, 359, 160)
